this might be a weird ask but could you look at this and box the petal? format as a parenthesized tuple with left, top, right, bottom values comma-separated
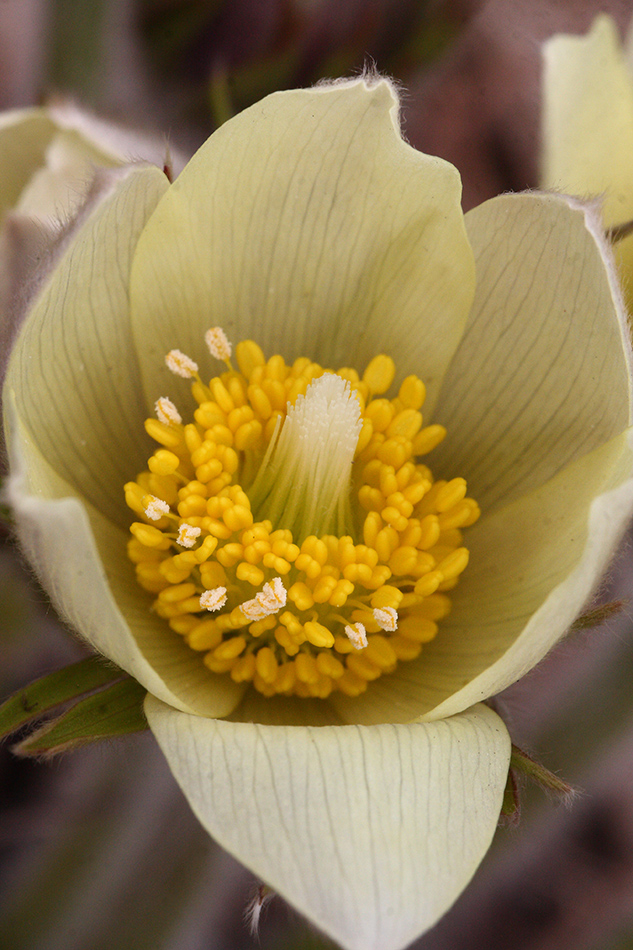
(331, 430, 633, 725)
(0, 108, 57, 216)
(16, 129, 119, 222)
(541, 15, 633, 228)
(542, 15, 633, 313)
(4, 395, 243, 719)
(431, 193, 631, 512)
(4, 163, 169, 528)
(145, 697, 511, 950)
(130, 79, 474, 415)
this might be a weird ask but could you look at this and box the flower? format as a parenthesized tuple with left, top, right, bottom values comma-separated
(4, 78, 633, 950)
(0, 101, 186, 386)
(541, 14, 633, 312)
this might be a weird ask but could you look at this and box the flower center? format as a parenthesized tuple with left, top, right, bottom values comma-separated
(124, 329, 480, 700)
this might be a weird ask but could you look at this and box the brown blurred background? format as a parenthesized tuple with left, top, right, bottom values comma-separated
(3, 2, 633, 949)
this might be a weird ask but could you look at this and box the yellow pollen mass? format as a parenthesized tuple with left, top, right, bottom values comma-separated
(125, 331, 480, 700)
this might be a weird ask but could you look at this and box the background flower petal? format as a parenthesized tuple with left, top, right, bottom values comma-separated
(145, 697, 511, 950)
(0, 109, 58, 216)
(4, 163, 168, 528)
(4, 397, 244, 719)
(130, 79, 474, 416)
(542, 15, 633, 228)
(332, 431, 633, 724)
(542, 15, 633, 317)
(431, 193, 632, 512)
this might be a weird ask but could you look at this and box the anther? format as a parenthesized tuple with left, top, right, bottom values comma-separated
(144, 495, 170, 521)
(373, 606, 398, 631)
(155, 397, 182, 426)
(345, 622, 368, 650)
(177, 523, 202, 548)
(205, 327, 232, 363)
(200, 587, 228, 611)
(165, 349, 199, 378)
(241, 577, 287, 620)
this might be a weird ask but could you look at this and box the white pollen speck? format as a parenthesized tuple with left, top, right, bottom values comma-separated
(345, 622, 368, 650)
(144, 495, 170, 521)
(205, 327, 232, 361)
(165, 349, 198, 378)
(177, 523, 201, 548)
(240, 577, 287, 620)
(200, 587, 227, 611)
(155, 396, 182, 426)
(373, 606, 398, 632)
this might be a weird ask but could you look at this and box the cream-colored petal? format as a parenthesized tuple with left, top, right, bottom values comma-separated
(332, 430, 633, 725)
(130, 79, 474, 415)
(4, 396, 244, 719)
(4, 163, 169, 528)
(16, 130, 119, 223)
(431, 193, 631, 512)
(542, 15, 633, 228)
(145, 698, 510, 950)
(542, 16, 633, 313)
(0, 109, 57, 217)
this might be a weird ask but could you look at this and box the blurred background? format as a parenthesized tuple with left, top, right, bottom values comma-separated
(3, 1, 633, 948)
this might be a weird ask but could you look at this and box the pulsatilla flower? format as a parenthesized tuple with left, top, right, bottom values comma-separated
(4, 78, 633, 950)
(542, 14, 633, 313)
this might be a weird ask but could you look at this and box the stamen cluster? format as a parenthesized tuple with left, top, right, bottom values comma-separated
(124, 334, 479, 700)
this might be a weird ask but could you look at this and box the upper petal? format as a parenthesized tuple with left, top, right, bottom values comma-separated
(129, 79, 475, 415)
(431, 193, 632, 512)
(145, 697, 511, 950)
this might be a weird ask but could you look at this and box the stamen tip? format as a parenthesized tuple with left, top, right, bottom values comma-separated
(373, 606, 398, 631)
(205, 327, 233, 362)
(345, 622, 368, 650)
(155, 396, 182, 426)
(200, 587, 228, 611)
(143, 495, 170, 521)
(165, 349, 198, 378)
(177, 523, 201, 548)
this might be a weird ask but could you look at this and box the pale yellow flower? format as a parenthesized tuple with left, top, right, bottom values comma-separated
(542, 14, 633, 311)
(4, 79, 633, 950)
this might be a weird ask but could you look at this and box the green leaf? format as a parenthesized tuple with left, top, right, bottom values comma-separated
(12, 677, 148, 757)
(0, 655, 125, 739)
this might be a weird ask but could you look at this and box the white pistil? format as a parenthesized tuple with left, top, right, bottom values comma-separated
(155, 396, 182, 426)
(345, 622, 368, 650)
(165, 349, 198, 378)
(177, 523, 201, 548)
(205, 326, 232, 362)
(200, 587, 228, 611)
(241, 577, 287, 621)
(247, 373, 362, 540)
(373, 606, 398, 632)
(144, 495, 170, 521)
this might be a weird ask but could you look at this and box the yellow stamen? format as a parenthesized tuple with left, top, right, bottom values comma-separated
(125, 334, 479, 699)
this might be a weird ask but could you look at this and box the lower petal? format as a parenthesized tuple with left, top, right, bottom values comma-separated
(145, 697, 510, 950)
